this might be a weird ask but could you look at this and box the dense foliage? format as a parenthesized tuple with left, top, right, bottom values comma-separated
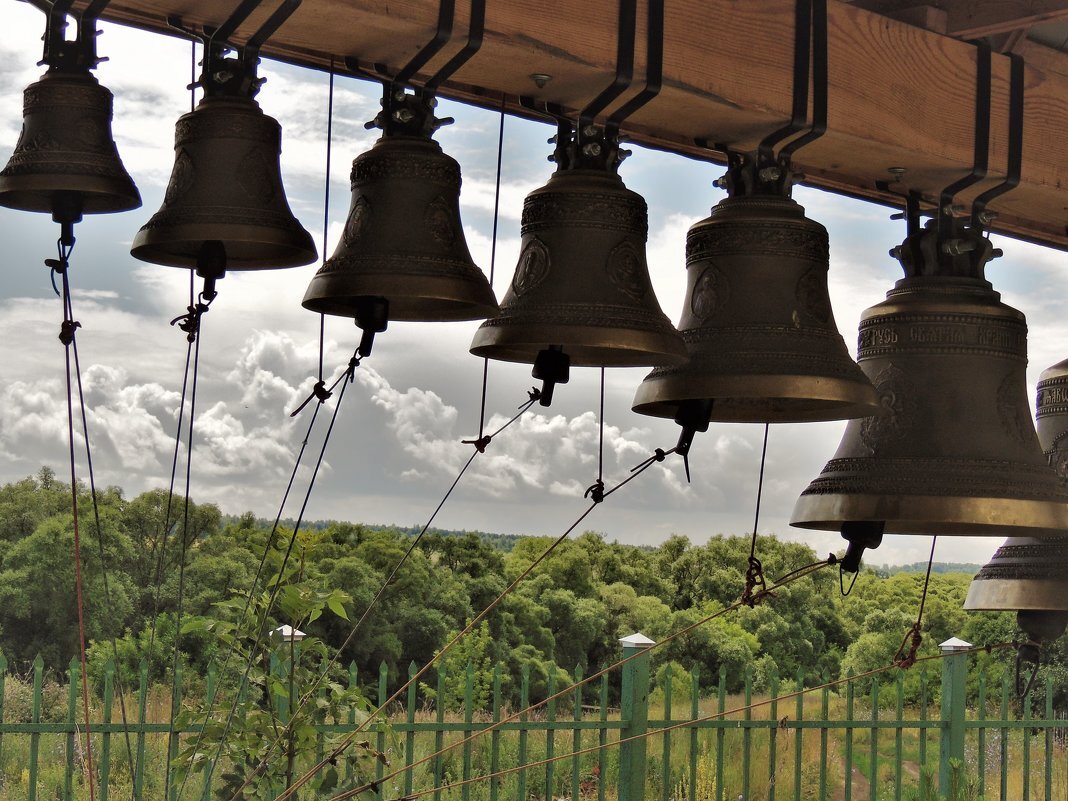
(0, 468, 1065, 710)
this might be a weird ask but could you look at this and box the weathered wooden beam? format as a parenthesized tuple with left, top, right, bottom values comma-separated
(60, 0, 1068, 250)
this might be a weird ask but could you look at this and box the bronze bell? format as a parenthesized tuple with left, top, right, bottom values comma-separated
(0, 11, 139, 215)
(964, 360, 1068, 642)
(469, 126, 685, 368)
(632, 154, 880, 424)
(791, 218, 1068, 558)
(131, 96, 314, 270)
(131, 47, 314, 271)
(302, 90, 496, 322)
(964, 537, 1068, 643)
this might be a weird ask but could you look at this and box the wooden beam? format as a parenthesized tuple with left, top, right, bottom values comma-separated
(59, 0, 1068, 250)
(942, 0, 1068, 38)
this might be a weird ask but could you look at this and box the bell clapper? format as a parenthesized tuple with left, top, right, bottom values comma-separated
(531, 346, 570, 407)
(672, 399, 713, 483)
(353, 297, 389, 358)
(839, 519, 884, 577)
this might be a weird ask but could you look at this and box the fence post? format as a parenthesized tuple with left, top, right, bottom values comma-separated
(938, 637, 971, 798)
(618, 632, 654, 801)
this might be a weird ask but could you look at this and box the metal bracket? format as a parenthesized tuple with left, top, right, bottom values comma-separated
(758, 0, 828, 166)
(937, 41, 991, 244)
(605, 0, 664, 140)
(972, 53, 1024, 229)
(167, 0, 302, 98)
(577, 0, 637, 145)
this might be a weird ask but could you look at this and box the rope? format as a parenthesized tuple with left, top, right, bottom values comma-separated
(893, 536, 938, 669)
(55, 234, 97, 801)
(67, 287, 137, 791)
(584, 369, 607, 504)
(145, 272, 196, 664)
(332, 557, 839, 801)
(375, 641, 1018, 801)
(163, 281, 208, 799)
(234, 389, 540, 801)
(319, 59, 335, 386)
(741, 423, 770, 607)
(265, 441, 681, 801)
(202, 351, 363, 792)
(173, 362, 339, 801)
(477, 102, 506, 441)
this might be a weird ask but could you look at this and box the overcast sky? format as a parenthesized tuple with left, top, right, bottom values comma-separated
(3, 3, 1065, 567)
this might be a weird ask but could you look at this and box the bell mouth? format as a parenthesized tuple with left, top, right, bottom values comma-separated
(469, 320, 688, 368)
(131, 223, 317, 270)
(632, 373, 881, 423)
(303, 270, 499, 323)
(790, 493, 1068, 536)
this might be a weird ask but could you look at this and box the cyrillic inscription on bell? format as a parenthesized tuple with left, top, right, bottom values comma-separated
(469, 127, 685, 367)
(632, 154, 879, 423)
(302, 90, 497, 323)
(131, 94, 315, 269)
(792, 220, 1068, 537)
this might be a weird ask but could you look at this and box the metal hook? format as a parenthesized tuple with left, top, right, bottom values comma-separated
(425, 0, 486, 92)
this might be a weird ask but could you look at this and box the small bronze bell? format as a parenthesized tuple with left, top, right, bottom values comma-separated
(964, 359, 1068, 643)
(791, 219, 1068, 553)
(469, 126, 685, 369)
(0, 10, 139, 216)
(131, 46, 315, 272)
(964, 537, 1068, 643)
(302, 89, 496, 323)
(632, 154, 879, 423)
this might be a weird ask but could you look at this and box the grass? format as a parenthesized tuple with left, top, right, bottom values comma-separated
(0, 683, 1063, 801)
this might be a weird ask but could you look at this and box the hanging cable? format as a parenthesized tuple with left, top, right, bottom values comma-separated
(372, 639, 1016, 801)
(741, 424, 770, 606)
(174, 358, 343, 801)
(584, 369, 607, 504)
(234, 387, 542, 801)
(893, 535, 938, 668)
(53, 230, 97, 801)
(335, 555, 840, 801)
(202, 349, 364, 794)
(266, 439, 687, 801)
(319, 59, 335, 387)
(477, 102, 506, 441)
(67, 292, 137, 791)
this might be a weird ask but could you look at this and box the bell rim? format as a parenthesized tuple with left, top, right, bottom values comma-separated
(303, 273, 499, 323)
(0, 177, 141, 215)
(963, 578, 1068, 612)
(131, 224, 317, 269)
(631, 373, 882, 423)
(470, 322, 687, 368)
(790, 492, 1068, 536)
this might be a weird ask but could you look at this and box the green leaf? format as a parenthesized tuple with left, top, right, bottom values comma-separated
(326, 593, 349, 620)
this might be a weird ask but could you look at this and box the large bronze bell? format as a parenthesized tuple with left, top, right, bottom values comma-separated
(632, 155, 879, 423)
(469, 126, 685, 368)
(791, 219, 1068, 553)
(131, 95, 314, 270)
(0, 12, 139, 215)
(302, 90, 496, 322)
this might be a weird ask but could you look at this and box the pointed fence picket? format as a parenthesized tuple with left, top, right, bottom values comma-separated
(0, 648, 1063, 801)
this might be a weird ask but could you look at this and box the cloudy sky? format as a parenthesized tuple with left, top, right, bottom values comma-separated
(3, 3, 1065, 567)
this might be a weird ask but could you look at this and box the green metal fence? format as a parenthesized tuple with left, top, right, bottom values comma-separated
(0, 644, 1065, 801)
